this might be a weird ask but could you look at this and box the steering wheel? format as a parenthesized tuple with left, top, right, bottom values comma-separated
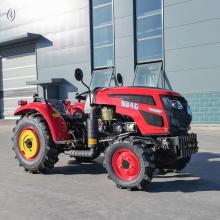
(75, 91, 89, 102)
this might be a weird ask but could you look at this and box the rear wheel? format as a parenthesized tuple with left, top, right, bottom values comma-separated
(12, 113, 59, 173)
(104, 140, 155, 190)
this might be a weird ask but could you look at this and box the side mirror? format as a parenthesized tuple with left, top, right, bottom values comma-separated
(116, 73, 123, 86)
(75, 68, 83, 81)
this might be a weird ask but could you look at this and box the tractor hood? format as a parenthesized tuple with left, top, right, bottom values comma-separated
(94, 86, 191, 135)
(94, 86, 181, 104)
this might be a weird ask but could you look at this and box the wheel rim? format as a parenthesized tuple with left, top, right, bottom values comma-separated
(112, 148, 140, 181)
(18, 127, 40, 160)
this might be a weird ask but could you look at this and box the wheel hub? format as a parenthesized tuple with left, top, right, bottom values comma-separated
(122, 159, 130, 169)
(25, 139, 33, 149)
(112, 148, 140, 181)
(18, 127, 40, 160)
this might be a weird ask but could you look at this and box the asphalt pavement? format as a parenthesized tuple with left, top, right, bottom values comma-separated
(0, 121, 219, 220)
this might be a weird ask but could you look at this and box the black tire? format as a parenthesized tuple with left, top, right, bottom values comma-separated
(104, 139, 155, 190)
(73, 153, 100, 163)
(156, 157, 191, 171)
(12, 113, 59, 173)
(171, 157, 191, 171)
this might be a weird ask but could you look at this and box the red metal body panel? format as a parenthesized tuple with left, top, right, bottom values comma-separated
(14, 102, 70, 141)
(94, 87, 181, 135)
(63, 101, 84, 114)
(72, 102, 85, 112)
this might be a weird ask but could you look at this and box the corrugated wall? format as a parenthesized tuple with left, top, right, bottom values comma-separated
(164, 0, 220, 123)
(114, 0, 135, 86)
(0, 0, 92, 100)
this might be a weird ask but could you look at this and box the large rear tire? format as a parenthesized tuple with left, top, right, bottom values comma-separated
(12, 113, 59, 173)
(104, 139, 155, 190)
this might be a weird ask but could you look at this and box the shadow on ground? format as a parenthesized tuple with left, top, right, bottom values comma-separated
(48, 156, 106, 175)
(48, 152, 220, 193)
(148, 152, 220, 193)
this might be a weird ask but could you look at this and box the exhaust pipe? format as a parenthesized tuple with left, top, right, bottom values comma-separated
(87, 106, 98, 148)
(68, 107, 99, 158)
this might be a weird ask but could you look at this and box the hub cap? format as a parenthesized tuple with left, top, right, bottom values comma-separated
(18, 127, 40, 160)
(112, 148, 140, 181)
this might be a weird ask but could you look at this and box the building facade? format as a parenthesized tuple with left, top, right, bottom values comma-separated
(0, 0, 220, 123)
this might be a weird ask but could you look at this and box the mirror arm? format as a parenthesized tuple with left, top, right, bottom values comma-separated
(81, 80, 92, 106)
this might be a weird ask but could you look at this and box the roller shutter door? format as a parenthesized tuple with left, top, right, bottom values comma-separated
(0, 44, 37, 119)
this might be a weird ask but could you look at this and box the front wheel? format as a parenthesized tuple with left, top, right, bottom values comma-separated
(104, 140, 155, 190)
(12, 113, 60, 173)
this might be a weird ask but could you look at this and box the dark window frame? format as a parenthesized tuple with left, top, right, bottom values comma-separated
(133, 0, 165, 69)
(90, 0, 115, 71)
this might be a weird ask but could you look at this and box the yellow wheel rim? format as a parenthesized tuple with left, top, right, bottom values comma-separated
(18, 127, 40, 160)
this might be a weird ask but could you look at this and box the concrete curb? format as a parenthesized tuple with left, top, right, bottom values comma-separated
(191, 124, 220, 131)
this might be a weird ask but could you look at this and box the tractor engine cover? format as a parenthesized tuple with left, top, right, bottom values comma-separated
(94, 87, 192, 136)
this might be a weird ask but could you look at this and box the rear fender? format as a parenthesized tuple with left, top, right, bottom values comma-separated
(14, 102, 70, 142)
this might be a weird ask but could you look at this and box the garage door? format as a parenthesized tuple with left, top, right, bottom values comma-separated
(0, 44, 37, 119)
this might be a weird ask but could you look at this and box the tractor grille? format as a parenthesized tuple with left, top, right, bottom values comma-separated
(178, 134, 198, 158)
(160, 95, 192, 135)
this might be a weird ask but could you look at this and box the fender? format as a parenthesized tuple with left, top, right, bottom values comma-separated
(14, 102, 70, 142)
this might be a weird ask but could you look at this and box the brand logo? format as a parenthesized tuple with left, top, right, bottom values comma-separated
(7, 9, 16, 21)
(121, 101, 139, 110)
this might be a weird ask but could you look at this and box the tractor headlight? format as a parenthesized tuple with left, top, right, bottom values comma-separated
(170, 100, 183, 110)
(187, 105, 192, 116)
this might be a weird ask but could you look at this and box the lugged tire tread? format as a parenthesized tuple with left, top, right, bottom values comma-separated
(104, 138, 155, 191)
(12, 113, 59, 173)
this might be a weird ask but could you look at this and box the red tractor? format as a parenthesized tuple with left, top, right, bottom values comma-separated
(12, 69, 198, 190)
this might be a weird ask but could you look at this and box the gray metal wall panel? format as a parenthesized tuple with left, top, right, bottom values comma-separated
(114, 0, 133, 18)
(1, 77, 36, 90)
(166, 44, 220, 71)
(0, 66, 36, 79)
(164, 0, 192, 7)
(0, 88, 37, 98)
(0, 0, 136, 96)
(166, 68, 220, 93)
(0, 0, 91, 97)
(164, 0, 220, 28)
(115, 36, 134, 58)
(0, 0, 88, 34)
(2, 53, 35, 70)
(114, 0, 134, 86)
(0, 47, 37, 118)
(165, 19, 220, 50)
(164, 0, 220, 93)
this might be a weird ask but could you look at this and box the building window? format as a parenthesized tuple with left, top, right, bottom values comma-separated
(133, 0, 168, 88)
(92, 0, 114, 69)
(135, 0, 163, 63)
